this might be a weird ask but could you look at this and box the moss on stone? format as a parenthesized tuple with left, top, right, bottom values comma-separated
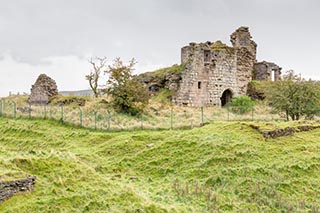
(141, 64, 185, 79)
(211, 40, 233, 51)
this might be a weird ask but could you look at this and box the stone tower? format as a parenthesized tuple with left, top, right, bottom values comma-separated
(231, 26, 257, 95)
(174, 26, 257, 107)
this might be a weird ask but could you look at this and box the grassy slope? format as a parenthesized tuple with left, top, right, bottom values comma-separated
(0, 118, 320, 212)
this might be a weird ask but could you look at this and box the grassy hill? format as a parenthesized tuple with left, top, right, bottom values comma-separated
(0, 117, 320, 212)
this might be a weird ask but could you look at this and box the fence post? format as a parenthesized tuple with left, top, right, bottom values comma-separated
(44, 104, 47, 119)
(79, 108, 82, 127)
(251, 106, 254, 121)
(201, 107, 204, 125)
(107, 110, 111, 131)
(94, 112, 97, 130)
(13, 101, 17, 119)
(29, 103, 32, 119)
(141, 114, 144, 130)
(49, 106, 52, 119)
(0, 100, 2, 117)
(227, 105, 230, 121)
(60, 105, 64, 123)
(170, 107, 173, 130)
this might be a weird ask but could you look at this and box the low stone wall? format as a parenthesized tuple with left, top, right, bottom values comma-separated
(0, 176, 36, 203)
(249, 124, 320, 139)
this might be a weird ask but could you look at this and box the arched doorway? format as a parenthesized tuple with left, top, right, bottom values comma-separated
(220, 89, 232, 106)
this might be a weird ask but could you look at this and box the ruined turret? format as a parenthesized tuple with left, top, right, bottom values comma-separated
(230, 26, 257, 57)
(28, 74, 58, 104)
(231, 27, 257, 95)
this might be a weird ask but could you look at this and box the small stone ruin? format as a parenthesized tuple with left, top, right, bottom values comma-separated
(28, 74, 58, 104)
(0, 176, 36, 203)
(254, 61, 282, 81)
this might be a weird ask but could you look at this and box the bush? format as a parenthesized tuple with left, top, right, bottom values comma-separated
(106, 58, 150, 115)
(229, 96, 254, 114)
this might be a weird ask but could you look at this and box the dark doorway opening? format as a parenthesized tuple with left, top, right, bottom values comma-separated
(221, 89, 232, 106)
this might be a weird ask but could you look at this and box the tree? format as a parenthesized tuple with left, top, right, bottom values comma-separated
(105, 58, 149, 115)
(263, 70, 320, 120)
(86, 57, 107, 98)
(229, 96, 254, 114)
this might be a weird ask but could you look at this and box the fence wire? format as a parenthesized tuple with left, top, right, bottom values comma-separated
(0, 100, 285, 131)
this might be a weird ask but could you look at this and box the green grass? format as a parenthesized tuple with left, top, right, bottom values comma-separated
(0, 117, 320, 212)
(139, 64, 185, 79)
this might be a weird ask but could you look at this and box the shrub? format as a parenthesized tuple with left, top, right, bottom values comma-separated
(262, 71, 320, 120)
(105, 58, 150, 115)
(229, 96, 254, 114)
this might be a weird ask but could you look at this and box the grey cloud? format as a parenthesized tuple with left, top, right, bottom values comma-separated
(0, 0, 319, 74)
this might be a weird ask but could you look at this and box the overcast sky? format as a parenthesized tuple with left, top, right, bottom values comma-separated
(0, 0, 319, 97)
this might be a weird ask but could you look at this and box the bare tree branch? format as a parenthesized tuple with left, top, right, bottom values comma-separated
(86, 56, 107, 98)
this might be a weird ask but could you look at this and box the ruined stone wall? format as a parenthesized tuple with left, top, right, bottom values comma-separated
(235, 47, 256, 95)
(136, 26, 281, 107)
(174, 27, 257, 107)
(174, 41, 239, 107)
(0, 176, 36, 203)
(253, 61, 282, 81)
(175, 43, 208, 106)
(207, 48, 238, 106)
(231, 27, 257, 96)
(29, 74, 58, 104)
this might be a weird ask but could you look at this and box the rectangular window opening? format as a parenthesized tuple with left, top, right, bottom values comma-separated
(198, 81, 202, 89)
(204, 50, 210, 62)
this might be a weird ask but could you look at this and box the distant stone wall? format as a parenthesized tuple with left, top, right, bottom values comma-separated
(254, 61, 282, 81)
(0, 176, 36, 203)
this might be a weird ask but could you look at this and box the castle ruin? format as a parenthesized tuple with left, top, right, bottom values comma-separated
(173, 27, 282, 107)
(28, 74, 58, 104)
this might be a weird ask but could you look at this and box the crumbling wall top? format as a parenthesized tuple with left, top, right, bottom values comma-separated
(230, 26, 257, 56)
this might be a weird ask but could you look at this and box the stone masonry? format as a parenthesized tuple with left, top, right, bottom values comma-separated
(0, 176, 36, 204)
(173, 26, 281, 107)
(254, 61, 282, 81)
(28, 74, 58, 104)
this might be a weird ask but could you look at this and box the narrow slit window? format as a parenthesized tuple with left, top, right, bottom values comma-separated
(204, 50, 210, 62)
(198, 81, 201, 89)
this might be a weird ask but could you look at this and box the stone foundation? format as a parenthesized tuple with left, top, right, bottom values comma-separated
(0, 176, 36, 203)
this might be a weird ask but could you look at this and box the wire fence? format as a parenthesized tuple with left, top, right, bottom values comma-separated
(0, 100, 285, 131)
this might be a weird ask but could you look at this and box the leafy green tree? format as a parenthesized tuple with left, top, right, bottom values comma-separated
(229, 96, 254, 114)
(264, 70, 320, 120)
(105, 58, 149, 115)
